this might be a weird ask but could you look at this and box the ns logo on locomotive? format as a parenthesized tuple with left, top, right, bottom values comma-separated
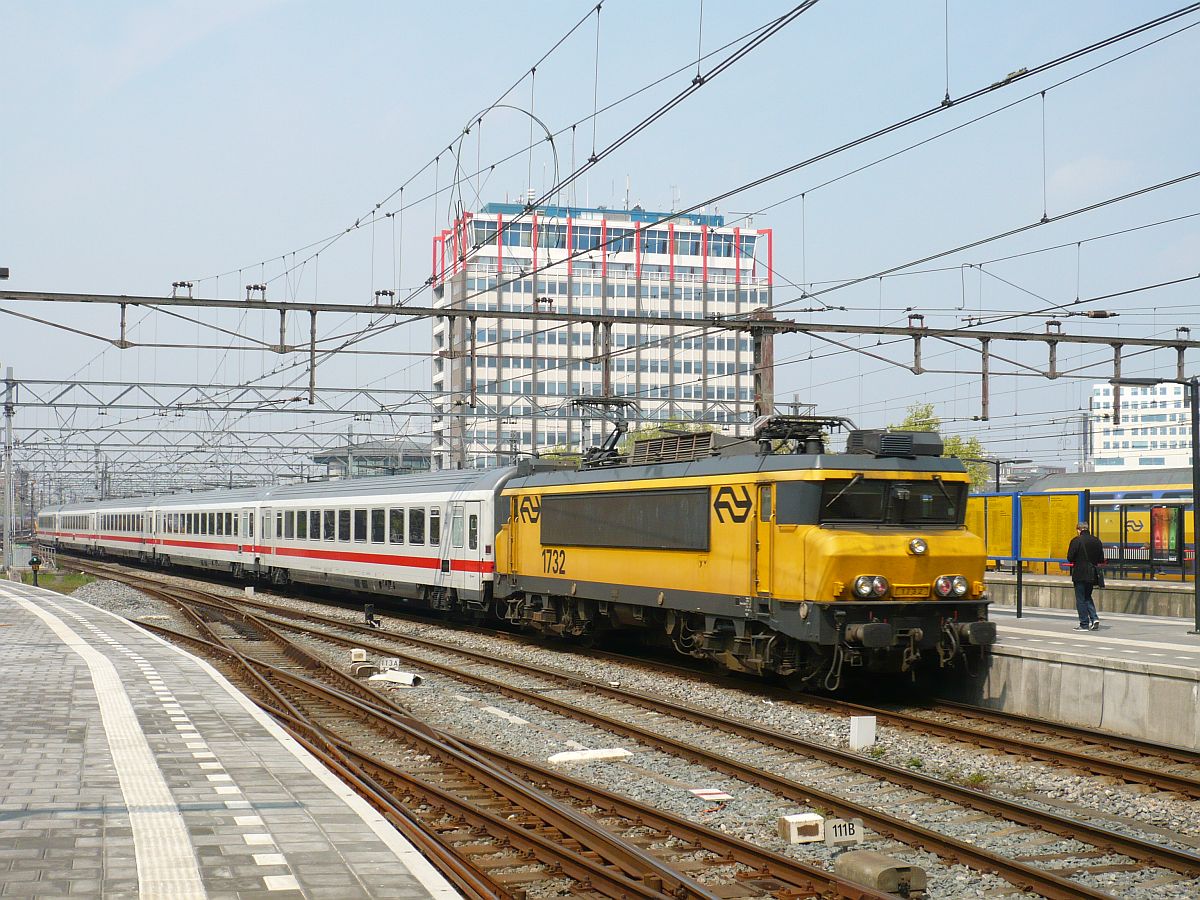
(37, 416, 994, 691)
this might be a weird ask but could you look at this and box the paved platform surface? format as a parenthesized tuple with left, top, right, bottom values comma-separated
(0, 581, 460, 899)
(991, 605, 1200, 670)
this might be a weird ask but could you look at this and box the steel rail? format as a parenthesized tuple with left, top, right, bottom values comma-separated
(225, 606, 1137, 898)
(794, 695, 1200, 798)
(69, 560, 1192, 896)
(134, 587, 728, 900)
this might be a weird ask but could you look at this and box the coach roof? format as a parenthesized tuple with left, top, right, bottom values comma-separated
(44, 467, 519, 514)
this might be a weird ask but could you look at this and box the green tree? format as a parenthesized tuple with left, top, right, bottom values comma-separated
(890, 403, 990, 490)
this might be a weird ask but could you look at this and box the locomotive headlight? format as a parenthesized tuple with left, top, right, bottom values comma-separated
(908, 538, 928, 555)
(935, 575, 970, 597)
(854, 575, 889, 598)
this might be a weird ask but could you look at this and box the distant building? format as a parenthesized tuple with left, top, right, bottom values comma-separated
(429, 201, 774, 469)
(1090, 382, 1192, 470)
(1002, 463, 1066, 489)
(311, 438, 430, 479)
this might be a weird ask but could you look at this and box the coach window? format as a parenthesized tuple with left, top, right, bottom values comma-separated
(216, 514, 224, 537)
(248, 514, 254, 538)
(371, 509, 385, 543)
(389, 508, 405, 544)
(226, 513, 234, 535)
(409, 508, 425, 545)
(309, 511, 320, 539)
(210, 512, 217, 534)
(451, 506, 464, 548)
(276, 512, 283, 539)
(296, 510, 307, 540)
(338, 509, 351, 542)
(469, 514, 479, 550)
(200, 514, 208, 536)
(353, 509, 367, 543)
(283, 511, 294, 540)
(323, 510, 335, 540)
(429, 507, 441, 546)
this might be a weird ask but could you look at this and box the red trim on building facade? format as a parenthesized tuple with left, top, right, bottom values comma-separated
(496, 213, 504, 275)
(733, 227, 741, 285)
(600, 219, 607, 279)
(760, 228, 773, 286)
(531, 209, 539, 275)
(634, 223, 642, 280)
(668, 223, 675, 282)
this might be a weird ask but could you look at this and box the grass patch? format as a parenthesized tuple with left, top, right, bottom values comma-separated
(906, 757, 924, 769)
(19, 572, 95, 594)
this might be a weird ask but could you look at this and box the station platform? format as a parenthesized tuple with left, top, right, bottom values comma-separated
(0, 581, 460, 899)
(942, 605, 1200, 751)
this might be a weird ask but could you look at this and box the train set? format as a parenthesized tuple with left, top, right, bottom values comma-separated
(37, 417, 996, 689)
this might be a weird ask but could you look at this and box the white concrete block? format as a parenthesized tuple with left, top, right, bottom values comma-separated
(368, 670, 422, 686)
(849, 715, 877, 750)
(350, 648, 367, 663)
(547, 748, 632, 764)
(777, 813, 825, 844)
(244, 586, 254, 597)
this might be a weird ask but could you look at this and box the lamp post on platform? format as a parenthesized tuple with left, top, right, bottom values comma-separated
(1110, 376, 1200, 636)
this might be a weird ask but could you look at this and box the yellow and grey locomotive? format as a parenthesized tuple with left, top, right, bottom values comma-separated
(495, 417, 994, 689)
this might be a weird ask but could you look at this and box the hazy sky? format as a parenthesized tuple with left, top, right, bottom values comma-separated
(3, 0, 1199, 472)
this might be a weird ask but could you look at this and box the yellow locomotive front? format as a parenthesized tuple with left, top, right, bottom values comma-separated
(494, 419, 995, 690)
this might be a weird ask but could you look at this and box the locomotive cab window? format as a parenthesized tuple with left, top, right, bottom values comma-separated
(819, 476, 965, 525)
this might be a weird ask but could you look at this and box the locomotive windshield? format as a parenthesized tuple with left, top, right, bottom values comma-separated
(819, 476, 965, 525)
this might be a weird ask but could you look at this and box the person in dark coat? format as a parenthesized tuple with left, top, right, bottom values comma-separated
(1066, 522, 1105, 631)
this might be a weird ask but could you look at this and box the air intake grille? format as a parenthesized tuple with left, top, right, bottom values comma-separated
(877, 433, 914, 456)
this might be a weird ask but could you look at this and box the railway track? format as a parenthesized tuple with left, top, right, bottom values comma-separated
(86, 564, 890, 900)
(63, 558, 1200, 897)
(61, 552, 1200, 797)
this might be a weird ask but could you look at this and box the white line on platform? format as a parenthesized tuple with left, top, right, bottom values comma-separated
(998, 625, 1200, 654)
(0, 588, 207, 899)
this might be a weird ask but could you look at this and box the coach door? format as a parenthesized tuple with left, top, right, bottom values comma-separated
(754, 484, 773, 596)
(240, 508, 255, 556)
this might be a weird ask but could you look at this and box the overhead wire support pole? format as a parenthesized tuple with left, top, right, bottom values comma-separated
(980, 339, 990, 421)
(3, 367, 14, 575)
(309, 311, 317, 404)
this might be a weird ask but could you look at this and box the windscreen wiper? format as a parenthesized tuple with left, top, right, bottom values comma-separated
(930, 475, 954, 504)
(825, 473, 863, 508)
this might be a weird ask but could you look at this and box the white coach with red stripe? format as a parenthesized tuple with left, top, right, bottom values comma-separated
(38, 468, 518, 613)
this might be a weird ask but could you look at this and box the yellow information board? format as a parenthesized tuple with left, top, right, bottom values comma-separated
(967, 492, 1082, 561)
